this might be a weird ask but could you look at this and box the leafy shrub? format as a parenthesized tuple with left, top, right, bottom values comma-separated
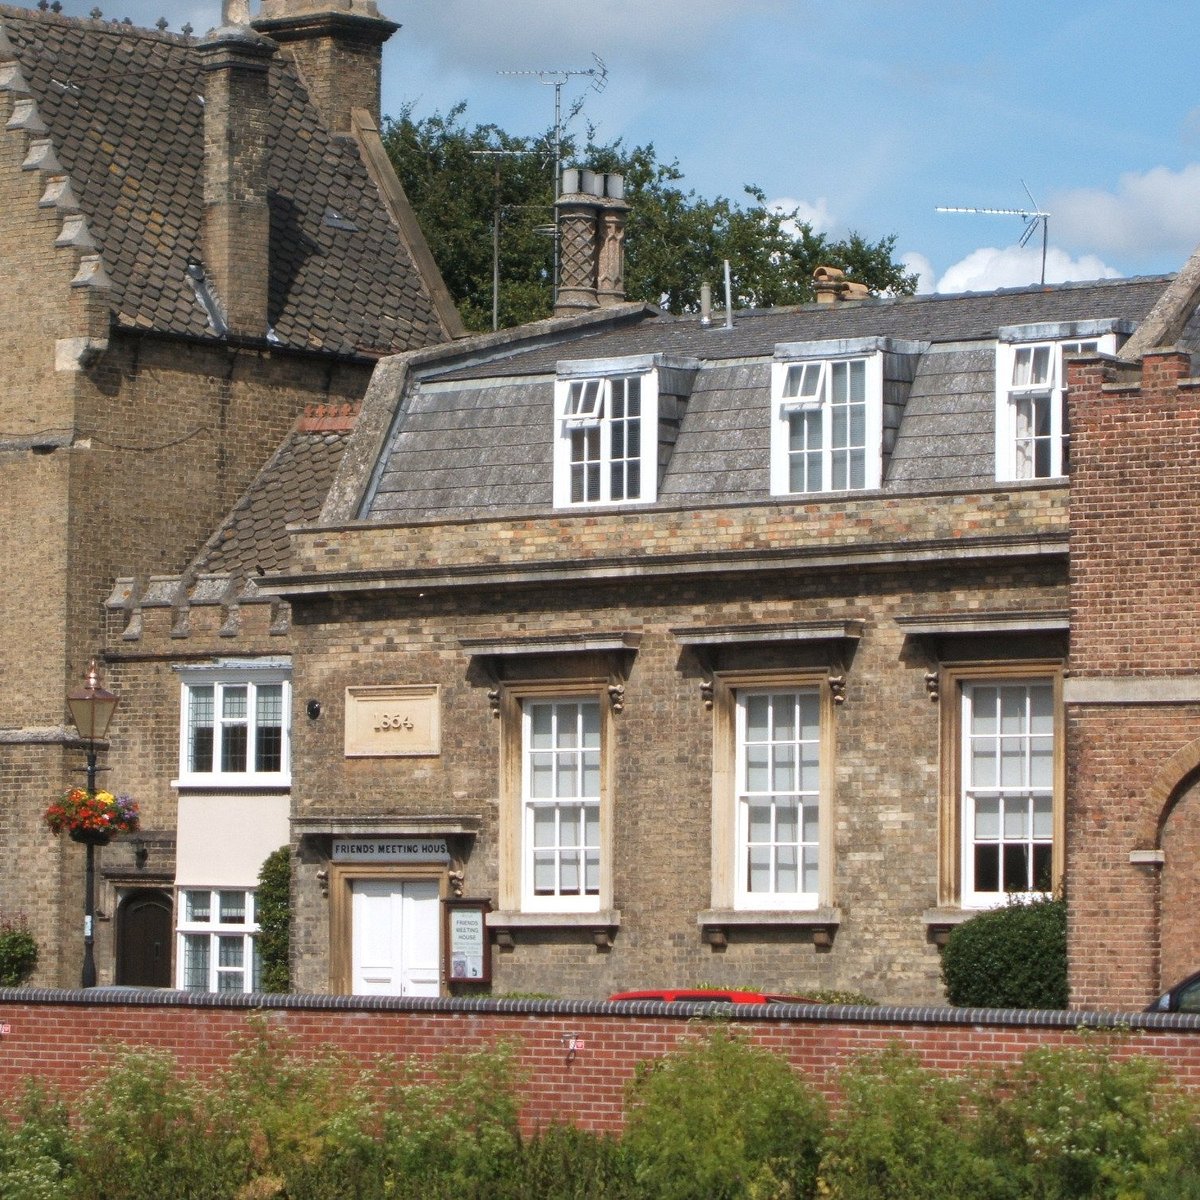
(817, 1045, 997, 1200)
(509, 1125, 637, 1200)
(0, 1083, 74, 1200)
(942, 895, 1067, 1009)
(623, 1028, 825, 1200)
(805, 990, 876, 1006)
(256, 846, 291, 993)
(978, 1040, 1200, 1200)
(0, 914, 38, 986)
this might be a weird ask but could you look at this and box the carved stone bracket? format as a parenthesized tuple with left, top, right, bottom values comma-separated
(487, 688, 501, 719)
(448, 869, 465, 898)
(828, 673, 847, 704)
(924, 671, 939, 703)
(315, 868, 329, 898)
(699, 678, 715, 711)
(607, 682, 625, 713)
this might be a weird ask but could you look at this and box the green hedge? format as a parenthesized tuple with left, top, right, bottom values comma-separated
(941, 895, 1068, 1009)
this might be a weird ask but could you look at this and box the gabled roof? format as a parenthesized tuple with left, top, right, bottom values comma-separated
(0, 5, 451, 355)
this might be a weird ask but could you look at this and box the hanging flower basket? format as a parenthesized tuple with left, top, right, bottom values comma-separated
(45, 788, 139, 844)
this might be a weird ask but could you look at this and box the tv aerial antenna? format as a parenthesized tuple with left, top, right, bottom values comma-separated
(937, 182, 1050, 284)
(499, 54, 609, 303)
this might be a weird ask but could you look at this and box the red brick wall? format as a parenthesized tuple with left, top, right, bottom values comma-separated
(2, 991, 1199, 1130)
(1067, 350, 1200, 1008)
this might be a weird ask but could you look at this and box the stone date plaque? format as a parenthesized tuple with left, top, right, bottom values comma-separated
(344, 685, 440, 757)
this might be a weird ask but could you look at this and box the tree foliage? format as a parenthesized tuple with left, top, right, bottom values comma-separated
(256, 846, 291, 994)
(383, 103, 917, 331)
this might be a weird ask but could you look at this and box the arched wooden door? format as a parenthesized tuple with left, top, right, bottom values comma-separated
(115, 889, 173, 988)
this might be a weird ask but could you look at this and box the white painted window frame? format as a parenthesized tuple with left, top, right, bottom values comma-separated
(959, 678, 1057, 909)
(176, 665, 291, 788)
(995, 333, 1115, 481)
(734, 687, 823, 911)
(176, 887, 260, 992)
(770, 352, 883, 495)
(520, 696, 604, 914)
(553, 370, 658, 507)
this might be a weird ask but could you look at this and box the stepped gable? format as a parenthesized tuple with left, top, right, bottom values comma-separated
(0, 4, 447, 355)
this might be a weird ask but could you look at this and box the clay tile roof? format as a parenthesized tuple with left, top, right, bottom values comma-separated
(0, 5, 448, 356)
(193, 418, 354, 578)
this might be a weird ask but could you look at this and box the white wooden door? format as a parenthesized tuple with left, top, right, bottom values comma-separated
(350, 878, 441, 996)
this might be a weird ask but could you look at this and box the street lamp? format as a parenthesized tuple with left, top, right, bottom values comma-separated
(66, 659, 119, 988)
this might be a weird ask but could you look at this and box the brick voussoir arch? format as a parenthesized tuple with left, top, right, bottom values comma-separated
(1152, 736, 1200, 843)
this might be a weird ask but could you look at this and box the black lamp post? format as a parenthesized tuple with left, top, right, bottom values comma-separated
(66, 659, 119, 988)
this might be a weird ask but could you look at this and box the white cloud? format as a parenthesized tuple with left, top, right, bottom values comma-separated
(935, 245, 1120, 294)
(767, 195, 833, 236)
(901, 251, 935, 294)
(1052, 163, 1200, 261)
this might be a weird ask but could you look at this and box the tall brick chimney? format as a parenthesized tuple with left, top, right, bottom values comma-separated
(198, 19, 275, 337)
(555, 169, 629, 317)
(253, 0, 399, 135)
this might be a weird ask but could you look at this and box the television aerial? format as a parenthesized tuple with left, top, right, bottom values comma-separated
(499, 54, 609, 304)
(937, 182, 1050, 285)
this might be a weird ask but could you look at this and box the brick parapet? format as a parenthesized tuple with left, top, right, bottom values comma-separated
(1, 990, 1199, 1128)
(286, 486, 1069, 588)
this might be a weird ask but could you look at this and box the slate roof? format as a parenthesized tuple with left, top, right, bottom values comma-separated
(0, 5, 448, 356)
(194, 420, 352, 579)
(359, 275, 1175, 520)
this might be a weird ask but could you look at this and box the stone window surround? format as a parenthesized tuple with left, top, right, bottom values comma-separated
(462, 632, 638, 948)
(937, 660, 1065, 914)
(676, 620, 863, 949)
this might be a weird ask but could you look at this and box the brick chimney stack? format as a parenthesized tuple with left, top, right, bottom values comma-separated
(555, 169, 630, 317)
(253, 0, 399, 135)
(197, 19, 276, 338)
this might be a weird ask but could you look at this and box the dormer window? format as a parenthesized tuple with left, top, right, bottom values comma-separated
(770, 337, 920, 497)
(552, 354, 697, 509)
(558, 374, 646, 505)
(777, 358, 870, 492)
(995, 323, 1127, 481)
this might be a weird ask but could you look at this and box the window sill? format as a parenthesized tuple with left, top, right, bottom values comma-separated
(921, 907, 976, 947)
(487, 909, 621, 950)
(173, 777, 291, 791)
(698, 908, 841, 947)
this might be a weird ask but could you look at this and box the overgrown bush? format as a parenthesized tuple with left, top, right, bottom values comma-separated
(256, 846, 291, 993)
(942, 895, 1067, 1009)
(0, 913, 38, 986)
(979, 1040, 1200, 1200)
(816, 1045, 997, 1200)
(623, 1028, 825, 1200)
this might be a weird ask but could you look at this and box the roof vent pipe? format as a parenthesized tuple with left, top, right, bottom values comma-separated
(723, 259, 734, 330)
(700, 282, 712, 326)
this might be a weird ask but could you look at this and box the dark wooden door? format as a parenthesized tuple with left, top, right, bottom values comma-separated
(115, 890, 173, 987)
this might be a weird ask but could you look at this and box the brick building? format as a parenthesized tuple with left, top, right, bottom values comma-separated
(216, 197, 1196, 1004)
(0, 0, 461, 988)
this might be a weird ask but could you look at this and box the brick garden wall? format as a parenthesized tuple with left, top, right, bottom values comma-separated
(1, 990, 1199, 1131)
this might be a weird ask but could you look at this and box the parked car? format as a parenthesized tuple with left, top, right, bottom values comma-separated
(1146, 969, 1200, 1013)
(608, 988, 815, 1005)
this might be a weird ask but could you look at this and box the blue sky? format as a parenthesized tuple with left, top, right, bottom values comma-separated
(13, 0, 1200, 293)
